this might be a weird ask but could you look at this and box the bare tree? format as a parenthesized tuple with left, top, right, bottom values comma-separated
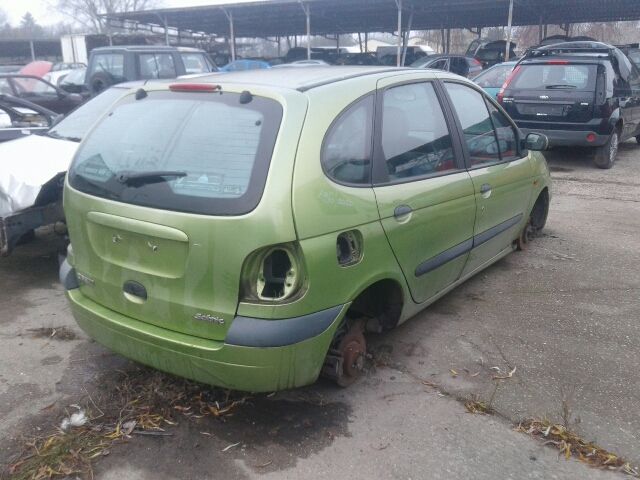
(55, 0, 162, 33)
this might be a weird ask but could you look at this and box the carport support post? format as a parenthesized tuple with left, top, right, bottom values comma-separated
(299, 2, 311, 60)
(401, 9, 413, 67)
(222, 8, 236, 62)
(505, 0, 514, 61)
(538, 14, 544, 43)
(29, 40, 36, 61)
(164, 16, 169, 46)
(395, 0, 402, 67)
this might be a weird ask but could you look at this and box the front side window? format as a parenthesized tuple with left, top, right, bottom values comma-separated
(69, 91, 283, 216)
(321, 96, 373, 185)
(380, 82, 456, 182)
(486, 102, 519, 160)
(445, 82, 501, 167)
(138, 53, 177, 79)
(12, 77, 57, 96)
(89, 53, 124, 80)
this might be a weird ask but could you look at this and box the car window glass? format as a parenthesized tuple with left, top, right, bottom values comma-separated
(0, 78, 13, 94)
(89, 53, 124, 79)
(49, 87, 127, 141)
(486, 101, 519, 160)
(381, 82, 456, 181)
(429, 58, 447, 70)
(322, 95, 373, 184)
(69, 92, 282, 216)
(12, 77, 57, 96)
(474, 64, 512, 87)
(512, 64, 595, 90)
(139, 53, 177, 79)
(445, 82, 501, 167)
(181, 53, 211, 74)
(0, 105, 11, 127)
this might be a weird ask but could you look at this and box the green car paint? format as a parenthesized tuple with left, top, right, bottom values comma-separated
(61, 67, 551, 392)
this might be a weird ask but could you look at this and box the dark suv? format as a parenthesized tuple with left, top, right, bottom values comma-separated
(498, 42, 640, 168)
(86, 46, 217, 95)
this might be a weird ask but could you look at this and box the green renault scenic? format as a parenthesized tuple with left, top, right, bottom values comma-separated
(61, 67, 551, 391)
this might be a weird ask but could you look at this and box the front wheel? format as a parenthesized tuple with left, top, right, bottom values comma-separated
(636, 134, 640, 145)
(593, 131, 618, 169)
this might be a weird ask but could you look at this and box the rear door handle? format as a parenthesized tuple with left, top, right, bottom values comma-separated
(480, 183, 492, 194)
(394, 205, 412, 219)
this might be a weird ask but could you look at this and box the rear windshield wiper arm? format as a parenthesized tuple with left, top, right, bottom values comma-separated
(116, 170, 187, 186)
(545, 84, 577, 89)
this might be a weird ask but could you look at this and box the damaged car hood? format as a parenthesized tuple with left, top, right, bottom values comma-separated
(0, 134, 78, 217)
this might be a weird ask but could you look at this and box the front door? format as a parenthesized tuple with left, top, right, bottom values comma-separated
(442, 81, 535, 276)
(372, 79, 477, 304)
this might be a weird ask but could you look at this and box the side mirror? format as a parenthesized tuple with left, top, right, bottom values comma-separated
(524, 132, 549, 151)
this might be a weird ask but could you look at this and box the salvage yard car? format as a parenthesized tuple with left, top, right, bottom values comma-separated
(60, 67, 551, 392)
(0, 83, 140, 256)
(498, 41, 640, 169)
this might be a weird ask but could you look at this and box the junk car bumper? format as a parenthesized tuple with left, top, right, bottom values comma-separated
(520, 127, 609, 147)
(64, 285, 346, 392)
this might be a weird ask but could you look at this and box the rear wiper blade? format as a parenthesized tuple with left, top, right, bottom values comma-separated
(545, 84, 577, 89)
(116, 170, 187, 186)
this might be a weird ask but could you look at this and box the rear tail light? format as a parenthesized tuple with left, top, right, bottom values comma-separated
(497, 65, 521, 103)
(471, 58, 482, 66)
(240, 243, 306, 303)
(586, 133, 597, 143)
(546, 60, 569, 65)
(169, 83, 221, 92)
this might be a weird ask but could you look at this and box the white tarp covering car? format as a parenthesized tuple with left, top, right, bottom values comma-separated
(0, 83, 140, 255)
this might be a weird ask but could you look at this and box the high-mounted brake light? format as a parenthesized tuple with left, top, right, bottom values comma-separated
(497, 65, 521, 103)
(546, 60, 569, 65)
(169, 83, 221, 92)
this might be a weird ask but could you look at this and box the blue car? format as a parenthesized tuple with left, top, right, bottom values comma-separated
(472, 60, 517, 99)
(219, 59, 271, 72)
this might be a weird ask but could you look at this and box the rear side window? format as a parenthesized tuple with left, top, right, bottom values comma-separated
(69, 91, 283, 216)
(511, 64, 596, 90)
(321, 96, 373, 185)
(379, 82, 457, 182)
(88, 53, 124, 80)
(181, 53, 215, 73)
(138, 53, 177, 79)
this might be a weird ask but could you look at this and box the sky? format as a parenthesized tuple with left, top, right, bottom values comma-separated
(0, 0, 259, 26)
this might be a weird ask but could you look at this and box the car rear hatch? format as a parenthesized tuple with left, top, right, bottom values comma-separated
(64, 84, 304, 341)
(501, 61, 598, 125)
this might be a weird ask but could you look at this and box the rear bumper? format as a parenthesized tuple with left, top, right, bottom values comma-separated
(519, 128, 609, 148)
(65, 286, 347, 392)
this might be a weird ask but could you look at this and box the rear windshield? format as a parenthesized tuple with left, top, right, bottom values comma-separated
(511, 64, 597, 90)
(68, 90, 282, 216)
(48, 87, 126, 141)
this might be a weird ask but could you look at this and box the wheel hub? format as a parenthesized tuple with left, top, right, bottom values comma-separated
(333, 320, 367, 387)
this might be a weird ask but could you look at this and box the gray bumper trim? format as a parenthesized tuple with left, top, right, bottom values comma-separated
(225, 305, 344, 348)
(59, 258, 79, 290)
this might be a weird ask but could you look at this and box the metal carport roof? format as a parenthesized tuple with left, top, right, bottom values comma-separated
(107, 0, 640, 38)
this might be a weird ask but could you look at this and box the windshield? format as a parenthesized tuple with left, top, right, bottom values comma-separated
(511, 64, 596, 90)
(48, 87, 126, 141)
(61, 68, 86, 85)
(474, 64, 514, 87)
(68, 90, 283, 216)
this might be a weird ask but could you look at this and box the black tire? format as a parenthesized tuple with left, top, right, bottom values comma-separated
(89, 72, 114, 96)
(636, 134, 640, 145)
(593, 131, 619, 169)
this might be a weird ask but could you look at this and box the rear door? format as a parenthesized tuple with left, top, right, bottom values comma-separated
(502, 62, 597, 126)
(372, 78, 476, 304)
(443, 81, 534, 275)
